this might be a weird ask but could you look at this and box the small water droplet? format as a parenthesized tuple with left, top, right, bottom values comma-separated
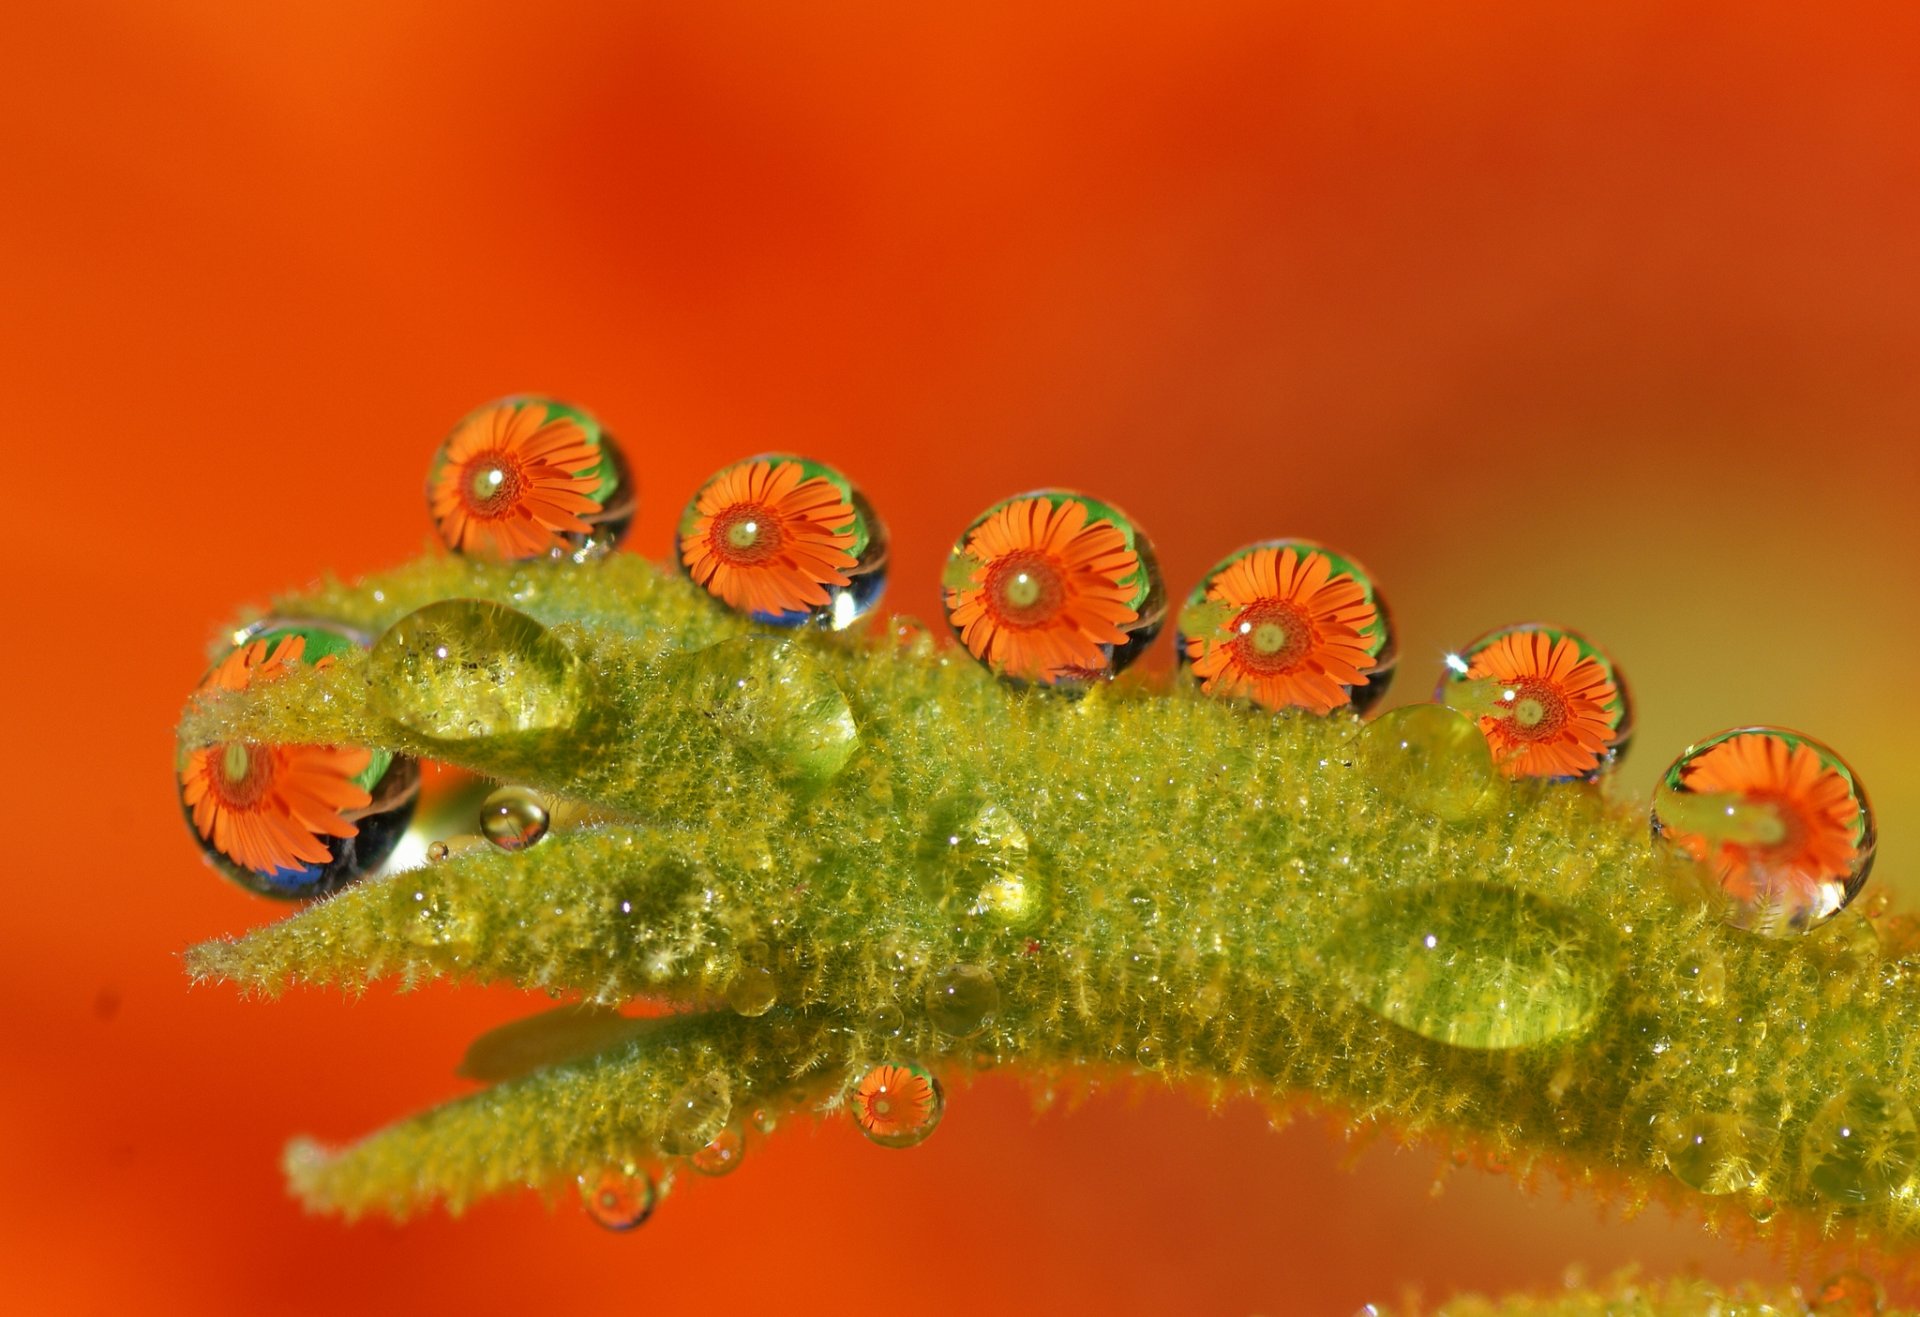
(1671, 947, 1727, 1008)
(659, 1075, 731, 1156)
(1652, 727, 1876, 936)
(725, 966, 778, 1017)
(1322, 881, 1616, 1049)
(428, 397, 634, 560)
(870, 1003, 906, 1037)
(1134, 1038, 1163, 1069)
(850, 1062, 944, 1148)
(750, 1107, 779, 1136)
(369, 600, 584, 742)
(688, 1124, 746, 1177)
(925, 963, 999, 1037)
(1435, 623, 1632, 781)
(1809, 1270, 1884, 1315)
(1659, 1111, 1767, 1195)
(1361, 705, 1495, 822)
(664, 636, 859, 784)
(578, 1162, 656, 1231)
(918, 794, 1043, 925)
(1801, 1082, 1918, 1204)
(479, 785, 550, 851)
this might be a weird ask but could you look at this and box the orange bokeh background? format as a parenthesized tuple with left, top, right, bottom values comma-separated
(4, 3, 1919, 1312)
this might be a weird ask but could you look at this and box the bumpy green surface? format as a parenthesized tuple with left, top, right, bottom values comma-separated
(179, 553, 1920, 1285)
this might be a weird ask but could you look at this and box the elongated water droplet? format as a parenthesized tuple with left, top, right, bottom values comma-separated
(479, 785, 550, 851)
(1322, 881, 1616, 1049)
(578, 1162, 656, 1231)
(850, 1062, 944, 1148)
(665, 636, 859, 784)
(370, 600, 583, 741)
(925, 963, 999, 1037)
(1801, 1083, 1918, 1204)
(457, 1003, 653, 1083)
(659, 1075, 731, 1156)
(1659, 1111, 1768, 1195)
(689, 1124, 746, 1177)
(1361, 705, 1495, 822)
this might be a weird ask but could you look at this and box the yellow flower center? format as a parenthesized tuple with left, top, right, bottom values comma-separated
(984, 551, 1065, 628)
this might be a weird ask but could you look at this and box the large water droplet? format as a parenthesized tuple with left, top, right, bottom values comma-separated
(1361, 705, 1495, 822)
(850, 1062, 944, 1148)
(689, 1123, 746, 1177)
(1323, 881, 1617, 1049)
(1436, 623, 1632, 782)
(1801, 1083, 1918, 1204)
(1659, 1111, 1768, 1195)
(664, 636, 859, 784)
(925, 963, 999, 1037)
(369, 600, 584, 741)
(659, 1075, 731, 1156)
(578, 1162, 656, 1231)
(479, 785, 551, 851)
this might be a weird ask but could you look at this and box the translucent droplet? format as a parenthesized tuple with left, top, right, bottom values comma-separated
(663, 636, 859, 784)
(1361, 705, 1495, 822)
(925, 963, 999, 1038)
(850, 1062, 944, 1148)
(458, 1003, 651, 1084)
(1175, 539, 1396, 715)
(1801, 1083, 1918, 1204)
(1436, 623, 1632, 781)
(577, 1162, 656, 1231)
(1659, 1112, 1767, 1195)
(1809, 1271, 1884, 1316)
(369, 600, 584, 742)
(1134, 1038, 1163, 1069)
(428, 397, 634, 561)
(1671, 948, 1727, 1008)
(1652, 727, 1876, 936)
(725, 966, 778, 1017)
(750, 1107, 779, 1136)
(427, 835, 487, 863)
(659, 1075, 731, 1156)
(688, 1124, 746, 1177)
(478, 785, 550, 852)
(941, 489, 1165, 688)
(180, 619, 419, 900)
(676, 454, 889, 629)
(1322, 881, 1617, 1050)
(869, 1003, 906, 1037)
(917, 794, 1042, 927)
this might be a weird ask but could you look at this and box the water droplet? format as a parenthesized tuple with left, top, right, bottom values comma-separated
(1322, 881, 1617, 1049)
(870, 1003, 906, 1037)
(478, 785, 550, 852)
(1671, 948, 1727, 1008)
(917, 794, 1043, 926)
(180, 619, 419, 899)
(1436, 623, 1632, 781)
(577, 1162, 656, 1231)
(1361, 705, 1495, 822)
(941, 489, 1165, 687)
(369, 600, 584, 742)
(1652, 727, 1876, 936)
(849, 1062, 944, 1148)
(750, 1107, 779, 1136)
(458, 1003, 652, 1084)
(1175, 539, 1396, 715)
(1801, 1083, 1918, 1204)
(1659, 1112, 1767, 1195)
(925, 963, 999, 1037)
(1134, 1039, 1163, 1069)
(427, 397, 634, 561)
(676, 454, 888, 629)
(689, 1124, 746, 1177)
(427, 835, 487, 863)
(659, 1075, 731, 1156)
(663, 636, 859, 784)
(1809, 1271, 1884, 1315)
(725, 966, 778, 1017)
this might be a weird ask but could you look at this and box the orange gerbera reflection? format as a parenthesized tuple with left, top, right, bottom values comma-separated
(680, 459, 858, 616)
(946, 497, 1140, 683)
(179, 634, 372, 875)
(852, 1064, 938, 1141)
(1676, 732, 1862, 902)
(1466, 631, 1621, 778)
(1184, 546, 1379, 714)
(430, 402, 604, 558)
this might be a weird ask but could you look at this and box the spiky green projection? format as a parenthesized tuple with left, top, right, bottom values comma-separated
(181, 553, 1918, 1276)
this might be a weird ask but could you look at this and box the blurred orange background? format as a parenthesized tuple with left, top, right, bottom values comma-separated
(4, 3, 1918, 1312)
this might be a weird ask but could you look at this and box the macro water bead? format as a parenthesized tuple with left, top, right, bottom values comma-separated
(1175, 540, 1395, 715)
(942, 490, 1165, 686)
(577, 1163, 657, 1232)
(1651, 727, 1876, 935)
(427, 396, 634, 561)
(677, 454, 888, 628)
(178, 621, 419, 899)
(1437, 623, 1632, 780)
(849, 1063, 944, 1148)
